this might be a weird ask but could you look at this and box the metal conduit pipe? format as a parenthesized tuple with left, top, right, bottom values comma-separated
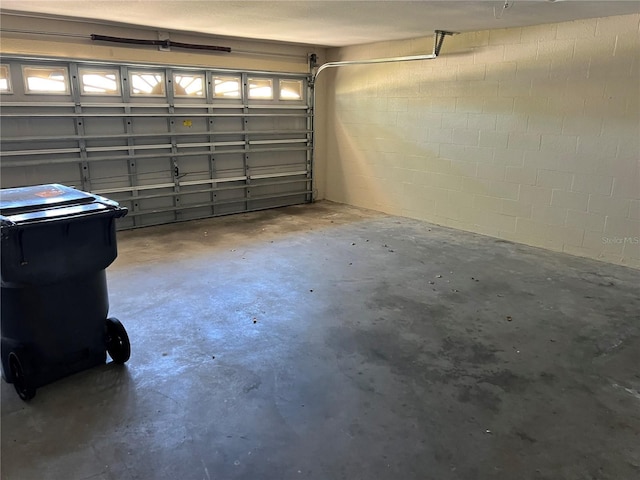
(308, 30, 455, 199)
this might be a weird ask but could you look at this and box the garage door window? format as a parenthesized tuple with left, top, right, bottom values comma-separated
(79, 68, 121, 95)
(173, 73, 204, 97)
(23, 66, 70, 94)
(279, 79, 303, 100)
(130, 71, 166, 96)
(213, 75, 241, 98)
(248, 77, 273, 99)
(0, 65, 11, 93)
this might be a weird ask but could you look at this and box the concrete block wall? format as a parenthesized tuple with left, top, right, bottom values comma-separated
(321, 14, 640, 268)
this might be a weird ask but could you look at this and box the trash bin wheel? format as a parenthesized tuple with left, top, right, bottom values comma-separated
(8, 352, 36, 401)
(106, 317, 130, 364)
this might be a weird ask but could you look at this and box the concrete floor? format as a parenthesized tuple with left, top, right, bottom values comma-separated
(1, 201, 639, 480)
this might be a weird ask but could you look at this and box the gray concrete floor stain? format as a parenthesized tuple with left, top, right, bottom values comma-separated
(1, 201, 639, 480)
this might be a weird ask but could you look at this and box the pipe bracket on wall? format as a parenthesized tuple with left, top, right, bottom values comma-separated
(433, 30, 456, 56)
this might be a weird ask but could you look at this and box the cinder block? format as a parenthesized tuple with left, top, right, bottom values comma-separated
(430, 97, 457, 113)
(622, 240, 640, 261)
(515, 96, 549, 115)
(422, 186, 450, 204)
(519, 184, 553, 205)
(504, 42, 538, 62)
(458, 206, 482, 225)
(549, 58, 590, 81)
(499, 79, 532, 98)
(508, 132, 542, 151)
(482, 97, 515, 114)
(624, 257, 640, 269)
(502, 199, 532, 218)
(441, 112, 468, 129)
(452, 128, 480, 146)
(388, 97, 408, 112)
(432, 173, 464, 191)
(493, 148, 525, 166)
(563, 244, 599, 260)
(556, 18, 597, 40)
(576, 135, 618, 159)
(489, 27, 523, 46)
(460, 81, 499, 99)
(496, 114, 528, 132)
(479, 130, 509, 149)
(468, 113, 497, 130)
(427, 128, 453, 144)
(473, 194, 503, 213)
(439, 144, 467, 161)
(419, 142, 442, 158)
(458, 30, 491, 48)
(604, 216, 640, 237)
(465, 146, 496, 164)
(555, 225, 587, 247)
(527, 114, 564, 135)
(486, 62, 517, 81)
(565, 210, 606, 232)
(488, 180, 520, 200)
(449, 160, 478, 178)
(448, 190, 475, 210)
(521, 23, 558, 42)
(583, 231, 619, 254)
(617, 136, 640, 160)
(541, 135, 578, 155)
(531, 77, 569, 97)
(604, 77, 637, 100)
(629, 200, 640, 220)
(551, 189, 589, 211)
(524, 151, 584, 173)
(515, 218, 558, 246)
(571, 174, 614, 196)
(472, 224, 502, 238)
(505, 166, 537, 185)
(435, 198, 461, 220)
(424, 157, 452, 174)
(516, 59, 551, 81)
(459, 64, 487, 81)
(406, 155, 427, 171)
(455, 99, 484, 115)
(614, 32, 640, 58)
(596, 14, 640, 37)
(611, 174, 640, 199)
(531, 204, 568, 226)
(537, 170, 573, 190)
(583, 96, 627, 117)
(537, 38, 576, 62)
(483, 211, 517, 233)
(473, 45, 505, 65)
(601, 118, 639, 139)
(462, 177, 492, 196)
(588, 194, 630, 217)
(477, 164, 506, 181)
(562, 116, 602, 136)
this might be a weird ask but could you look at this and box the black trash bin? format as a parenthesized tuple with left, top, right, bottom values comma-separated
(1, 184, 130, 400)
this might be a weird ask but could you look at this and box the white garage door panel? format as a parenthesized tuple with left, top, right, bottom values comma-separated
(1, 58, 313, 229)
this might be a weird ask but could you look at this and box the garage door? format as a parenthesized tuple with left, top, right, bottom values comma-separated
(0, 58, 313, 229)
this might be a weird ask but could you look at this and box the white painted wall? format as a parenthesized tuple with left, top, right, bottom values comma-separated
(320, 14, 640, 268)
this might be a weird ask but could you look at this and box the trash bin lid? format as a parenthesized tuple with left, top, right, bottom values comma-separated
(0, 184, 95, 216)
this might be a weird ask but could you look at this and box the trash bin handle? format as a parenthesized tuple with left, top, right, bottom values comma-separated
(3, 207, 127, 229)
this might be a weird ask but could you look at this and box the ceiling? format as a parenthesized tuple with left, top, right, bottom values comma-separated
(1, 1, 639, 47)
